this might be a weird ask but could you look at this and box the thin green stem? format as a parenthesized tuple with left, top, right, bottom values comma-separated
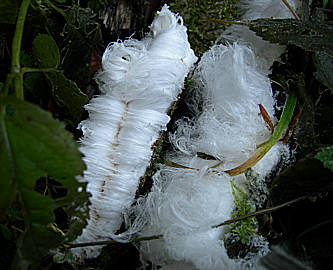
(10, 0, 31, 100)
(21, 67, 60, 74)
(14, 72, 24, 100)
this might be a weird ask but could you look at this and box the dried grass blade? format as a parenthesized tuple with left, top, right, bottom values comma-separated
(225, 92, 297, 176)
(281, 0, 300, 20)
(164, 159, 197, 170)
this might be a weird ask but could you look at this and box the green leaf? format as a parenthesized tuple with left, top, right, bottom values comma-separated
(13, 224, 63, 270)
(32, 33, 88, 122)
(21, 224, 63, 262)
(248, 19, 333, 56)
(32, 34, 60, 68)
(0, 96, 88, 265)
(0, 109, 17, 214)
(20, 50, 34, 67)
(47, 72, 88, 122)
(1, 97, 84, 186)
(0, 94, 86, 213)
(0, 0, 20, 24)
(315, 147, 333, 172)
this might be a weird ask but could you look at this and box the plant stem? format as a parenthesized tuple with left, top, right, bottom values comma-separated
(202, 19, 248, 26)
(66, 235, 163, 249)
(212, 195, 307, 229)
(64, 196, 308, 249)
(21, 67, 60, 74)
(281, 0, 300, 20)
(164, 159, 198, 170)
(10, 0, 31, 100)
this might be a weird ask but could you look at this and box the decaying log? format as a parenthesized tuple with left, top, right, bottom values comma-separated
(101, 0, 161, 37)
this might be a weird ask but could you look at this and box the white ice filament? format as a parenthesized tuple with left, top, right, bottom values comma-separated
(72, 5, 197, 260)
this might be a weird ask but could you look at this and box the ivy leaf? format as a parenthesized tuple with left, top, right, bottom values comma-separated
(32, 34, 60, 68)
(0, 0, 19, 24)
(315, 147, 333, 172)
(0, 96, 87, 265)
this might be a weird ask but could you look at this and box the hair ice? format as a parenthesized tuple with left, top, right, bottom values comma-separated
(128, 1, 301, 269)
(131, 42, 288, 270)
(71, 5, 197, 261)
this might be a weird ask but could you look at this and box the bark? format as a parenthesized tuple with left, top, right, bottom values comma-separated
(101, 0, 161, 38)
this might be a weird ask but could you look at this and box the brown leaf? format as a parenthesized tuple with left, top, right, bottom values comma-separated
(259, 104, 274, 132)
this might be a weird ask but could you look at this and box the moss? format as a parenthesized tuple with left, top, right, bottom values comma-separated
(163, 0, 239, 56)
(229, 180, 257, 245)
